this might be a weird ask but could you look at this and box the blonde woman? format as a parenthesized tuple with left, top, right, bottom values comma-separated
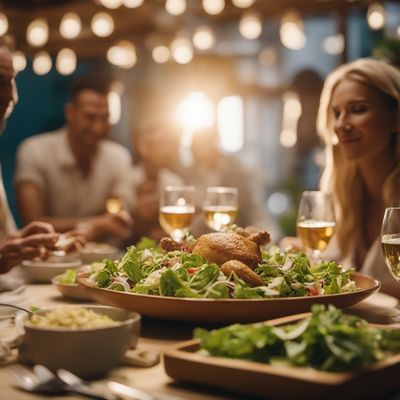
(317, 58, 400, 297)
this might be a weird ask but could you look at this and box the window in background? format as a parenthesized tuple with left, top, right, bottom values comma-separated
(217, 95, 244, 152)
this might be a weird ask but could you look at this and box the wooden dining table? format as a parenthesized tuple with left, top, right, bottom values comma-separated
(2, 283, 400, 400)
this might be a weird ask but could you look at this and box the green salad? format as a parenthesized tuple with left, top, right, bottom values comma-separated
(194, 304, 400, 372)
(87, 239, 359, 299)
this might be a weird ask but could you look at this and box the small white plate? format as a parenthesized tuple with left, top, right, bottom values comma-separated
(362, 291, 399, 309)
(22, 260, 82, 283)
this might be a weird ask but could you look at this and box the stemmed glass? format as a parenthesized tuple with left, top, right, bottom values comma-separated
(296, 191, 336, 263)
(381, 207, 400, 282)
(106, 197, 125, 214)
(159, 186, 195, 242)
(202, 187, 238, 231)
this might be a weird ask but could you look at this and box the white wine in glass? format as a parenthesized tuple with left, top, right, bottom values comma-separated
(381, 207, 400, 282)
(202, 187, 238, 231)
(296, 191, 335, 262)
(159, 186, 195, 242)
(106, 197, 125, 214)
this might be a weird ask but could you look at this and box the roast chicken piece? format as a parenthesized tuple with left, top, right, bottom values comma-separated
(160, 237, 196, 253)
(192, 231, 270, 269)
(220, 260, 265, 287)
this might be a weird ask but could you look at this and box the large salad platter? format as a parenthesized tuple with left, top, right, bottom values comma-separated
(80, 272, 378, 323)
(78, 233, 379, 323)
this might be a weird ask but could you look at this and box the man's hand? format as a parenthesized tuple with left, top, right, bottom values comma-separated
(17, 221, 55, 237)
(0, 230, 59, 273)
(78, 211, 134, 242)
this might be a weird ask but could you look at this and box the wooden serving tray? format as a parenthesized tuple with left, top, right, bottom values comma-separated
(163, 314, 400, 400)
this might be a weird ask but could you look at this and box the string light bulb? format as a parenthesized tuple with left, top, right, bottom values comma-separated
(99, 0, 123, 9)
(232, 0, 255, 8)
(323, 34, 344, 54)
(193, 26, 215, 50)
(123, 0, 144, 7)
(239, 11, 262, 40)
(56, 48, 77, 75)
(165, 0, 186, 16)
(367, 2, 385, 30)
(33, 51, 52, 75)
(107, 40, 137, 68)
(59, 12, 81, 39)
(91, 12, 114, 37)
(12, 51, 27, 73)
(152, 45, 170, 63)
(27, 18, 49, 47)
(202, 0, 225, 15)
(171, 37, 193, 64)
(280, 10, 306, 50)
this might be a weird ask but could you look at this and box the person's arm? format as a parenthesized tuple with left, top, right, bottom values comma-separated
(0, 221, 59, 274)
(16, 179, 133, 241)
(16, 180, 81, 232)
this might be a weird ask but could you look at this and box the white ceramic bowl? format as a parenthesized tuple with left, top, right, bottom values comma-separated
(79, 243, 121, 264)
(0, 278, 27, 318)
(21, 305, 141, 378)
(51, 274, 92, 301)
(21, 260, 82, 283)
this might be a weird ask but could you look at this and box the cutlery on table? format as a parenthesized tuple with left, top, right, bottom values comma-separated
(58, 368, 156, 400)
(108, 381, 188, 400)
(10, 364, 116, 399)
(58, 368, 186, 400)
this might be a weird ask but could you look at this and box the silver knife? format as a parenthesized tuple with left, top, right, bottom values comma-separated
(107, 381, 186, 400)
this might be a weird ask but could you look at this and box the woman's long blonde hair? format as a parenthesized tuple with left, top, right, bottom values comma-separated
(317, 58, 400, 263)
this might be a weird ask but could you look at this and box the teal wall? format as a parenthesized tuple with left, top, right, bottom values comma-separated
(0, 61, 90, 226)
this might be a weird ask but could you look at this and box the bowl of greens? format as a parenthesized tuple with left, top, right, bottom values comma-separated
(164, 304, 400, 400)
(52, 269, 92, 301)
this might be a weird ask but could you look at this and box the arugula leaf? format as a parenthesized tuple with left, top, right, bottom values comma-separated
(204, 282, 230, 299)
(59, 269, 77, 284)
(181, 253, 208, 269)
(95, 260, 119, 288)
(108, 282, 125, 291)
(189, 264, 220, 291)
(118, 247, 144, 283)
(136, 237, 162, 252)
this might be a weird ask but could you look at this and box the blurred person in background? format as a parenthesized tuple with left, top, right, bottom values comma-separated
(290, 69, 324, 189)
(0, 40, 61, 273)
(15, 76, 133, 245)
(317, 58, 400, 297)
(182, 127, 280, 240)
(123, 117, 184, 243)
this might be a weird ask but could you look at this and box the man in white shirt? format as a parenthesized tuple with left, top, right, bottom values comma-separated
(15, 76, 133, 243)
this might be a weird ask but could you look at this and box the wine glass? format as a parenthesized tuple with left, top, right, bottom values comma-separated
(159, 186, 195, 242)
(202, 187, 238, 231)
(296, 191, 336, 263)
(381, 207, 400, 282)
(106, 197, 125, 214)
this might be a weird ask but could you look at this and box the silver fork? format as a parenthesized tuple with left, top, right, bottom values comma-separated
(10, 364, 65, 395)
(58, 369, 153, 400)
(10, 364, 116, 399)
